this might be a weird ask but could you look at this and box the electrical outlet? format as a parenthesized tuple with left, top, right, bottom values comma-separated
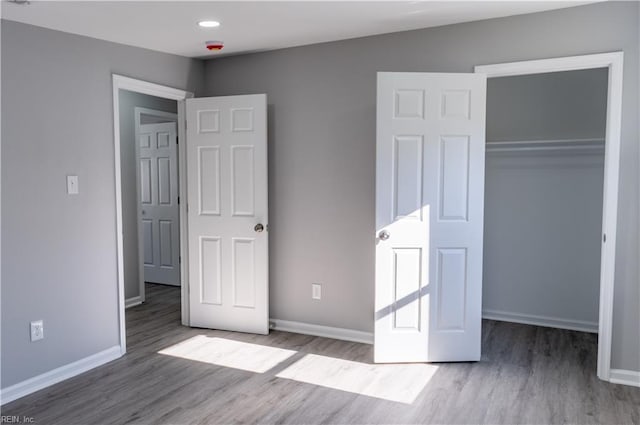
(312, 283, 322, 300)
(30, 320, 44, 342)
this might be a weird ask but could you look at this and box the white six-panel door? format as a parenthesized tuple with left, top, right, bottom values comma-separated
(138, 122, 180, 286)
(375, 72, 486, 362)
(186, 94, 268, 334)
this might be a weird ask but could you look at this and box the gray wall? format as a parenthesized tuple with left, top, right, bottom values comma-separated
(484, 69, 608, 326)
(203, 1, 639, 371)
(1, 20, 203, 388)
(486, 69, 609, 142)
(118, 90, 177, 300)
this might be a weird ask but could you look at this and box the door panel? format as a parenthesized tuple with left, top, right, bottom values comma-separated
(392, 248, 422, 330)
(394, 135, 424, 219)
(198, 147, 221, 215)
(142, 219, 154, 265)
(436, 248, 467, 330)
(140, 158, 152, 204)
(186, 94, 268, 334)
(159, 220, 173, 267)
(439, 136, 470, 220)
(200, 236, 222, 305)
(231, 146, 255, 216)
(138, 122, 180, 286)
(232, 238, 256, 308)
(158, 157, 172, 205)
(375, 72, 486, 363)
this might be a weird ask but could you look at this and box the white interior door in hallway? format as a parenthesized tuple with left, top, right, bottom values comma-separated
(186, 94, 269, 334)
(138, 121, 180, 286)
(375, 72, 486, 363)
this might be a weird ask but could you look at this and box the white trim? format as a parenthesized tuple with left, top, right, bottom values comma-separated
(177, 100, 191, 327)
(270, 319, 373, 345)
(136, 107, 178, 123)
(476, 51, 624, 383)
(609, 369, 640, 387)
(113, 75, 189, 101)
(482, 309, 598, 334)
(112, 74, 193, 355)
(134, 107, 179, 303)
(125, 296, 143, 308)
(0, 346, 121, 405)
(475, 52, 621, 77)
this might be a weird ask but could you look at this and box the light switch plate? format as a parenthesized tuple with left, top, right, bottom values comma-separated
(312, 283, 322, 300)
(67, 175, 79, 195)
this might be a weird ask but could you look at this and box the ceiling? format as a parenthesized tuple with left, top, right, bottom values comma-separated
(2, 1, 593, 59)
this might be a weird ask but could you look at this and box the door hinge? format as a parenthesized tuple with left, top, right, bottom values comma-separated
(176, 136, 179, 145)
(603, 233, 607, 243)
(179, 256, 181, 264)
(178, 196, 180, 205)
(185, 120, 188, 131)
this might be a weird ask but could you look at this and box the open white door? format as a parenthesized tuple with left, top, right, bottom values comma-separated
(186, 94, 268, 334)
(138, 122, 180, 286)
(375, 72, 486, 362)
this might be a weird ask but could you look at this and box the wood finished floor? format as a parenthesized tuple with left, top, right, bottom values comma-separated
(3, 283, 639, 425)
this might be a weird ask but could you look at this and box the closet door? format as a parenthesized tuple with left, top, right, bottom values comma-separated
(375, 72, 486, 363)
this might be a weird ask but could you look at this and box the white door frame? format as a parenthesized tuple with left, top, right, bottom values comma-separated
(134, 107, 179, 303)
(112, 74, 194, 355)
(475, 51, 624, 382)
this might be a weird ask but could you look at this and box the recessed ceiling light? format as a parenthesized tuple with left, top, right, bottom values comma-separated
(198, 20, 220, 28)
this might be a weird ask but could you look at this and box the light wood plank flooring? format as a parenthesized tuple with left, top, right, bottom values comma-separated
(3, 283, 639, 424)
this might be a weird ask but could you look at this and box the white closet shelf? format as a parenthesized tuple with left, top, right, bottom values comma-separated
(486, 138, 605, 153)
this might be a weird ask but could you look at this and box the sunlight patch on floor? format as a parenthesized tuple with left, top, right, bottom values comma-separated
(276, 353, 438, 404)
(158, 335, 297, 373)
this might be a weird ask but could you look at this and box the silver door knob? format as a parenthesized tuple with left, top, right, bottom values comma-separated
(254, 223, 264, 233)
(378, 230, 390, 240)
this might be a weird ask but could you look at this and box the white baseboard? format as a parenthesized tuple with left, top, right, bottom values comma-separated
(125, 296, 143, 308)
(270, 319, 373, 345)
(609, 369, 640, 387)
(483, 309, 598, 333)
(0, 345, 122, 405)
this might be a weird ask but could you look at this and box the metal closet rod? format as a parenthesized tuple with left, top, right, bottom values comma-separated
(485, 138, 605, 153)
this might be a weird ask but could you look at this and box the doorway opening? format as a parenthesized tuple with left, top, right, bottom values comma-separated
(475, 52, 624, 381)
(134, 107, 179, 298)
(112, 75, 193, 354)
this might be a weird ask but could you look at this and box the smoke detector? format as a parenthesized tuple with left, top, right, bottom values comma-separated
(205, 41, 224, 51)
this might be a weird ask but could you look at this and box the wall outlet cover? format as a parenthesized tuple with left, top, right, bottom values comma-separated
(30, 320, 44, 342)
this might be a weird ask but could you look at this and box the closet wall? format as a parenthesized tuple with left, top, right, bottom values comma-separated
(483, 68, 608, 331)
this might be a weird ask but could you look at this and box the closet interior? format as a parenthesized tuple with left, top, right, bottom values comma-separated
(482, 68, 609, 333)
